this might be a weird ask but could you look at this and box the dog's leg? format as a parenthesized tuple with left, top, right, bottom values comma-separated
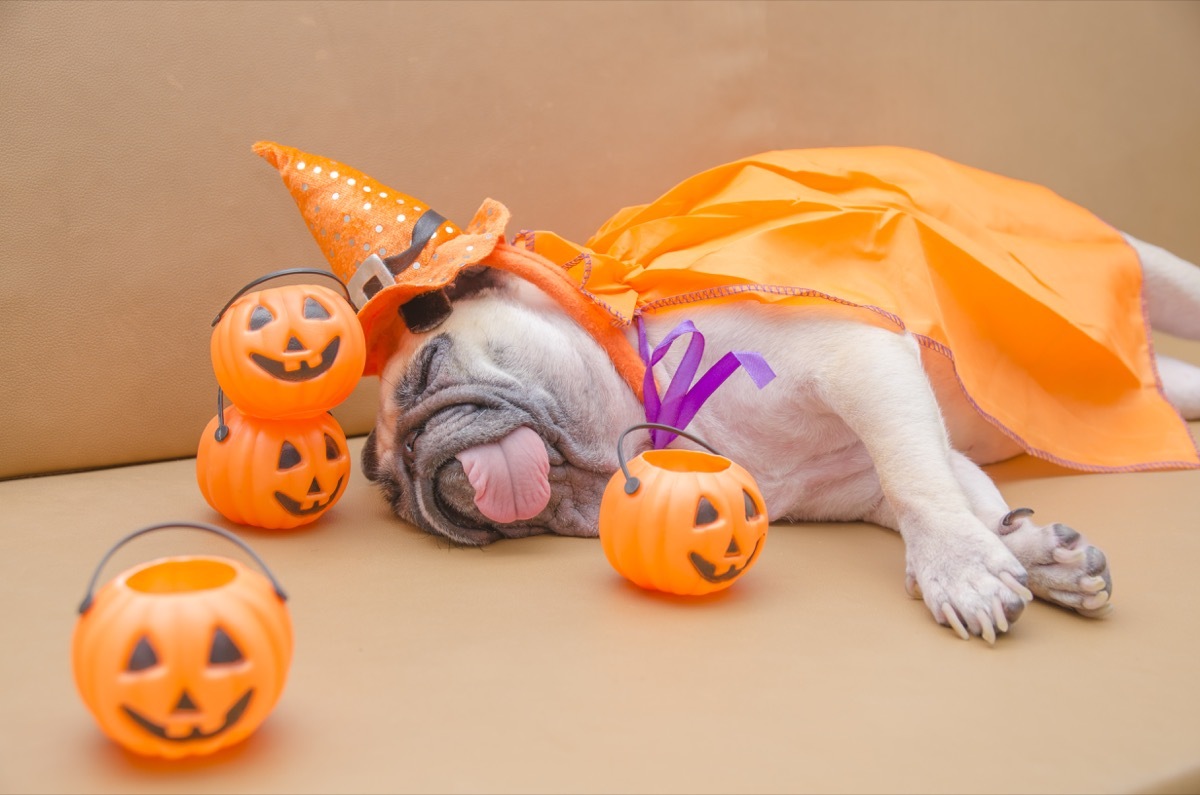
(820, 325, 1032, 642)
(946, 451, 1114, 618)
(1126, 233, 1200, 340)
(1156, 356, 1200, 420)
(1123, 234, 1200, 419)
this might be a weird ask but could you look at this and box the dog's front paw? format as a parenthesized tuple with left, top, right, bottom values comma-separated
(999, 519, 1113, 618)
(905, 519, 1033, 644)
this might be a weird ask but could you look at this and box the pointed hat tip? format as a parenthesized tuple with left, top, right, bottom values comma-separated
(252, 140, 288, 169)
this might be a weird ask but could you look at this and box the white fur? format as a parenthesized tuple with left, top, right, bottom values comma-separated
(376, 236, 1200, 643)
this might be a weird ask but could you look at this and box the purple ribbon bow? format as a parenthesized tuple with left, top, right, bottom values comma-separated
(637, 316, 777, 448)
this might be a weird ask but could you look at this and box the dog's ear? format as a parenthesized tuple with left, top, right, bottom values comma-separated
(361, 428, 381, 481)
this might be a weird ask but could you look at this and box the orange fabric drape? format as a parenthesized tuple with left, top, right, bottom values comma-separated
(519, 147, 1198, 472)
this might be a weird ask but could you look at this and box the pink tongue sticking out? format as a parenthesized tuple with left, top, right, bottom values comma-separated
(455, 426, 551, 524)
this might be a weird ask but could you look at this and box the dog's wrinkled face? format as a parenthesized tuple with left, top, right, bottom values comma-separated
(363, 277, 644, 546)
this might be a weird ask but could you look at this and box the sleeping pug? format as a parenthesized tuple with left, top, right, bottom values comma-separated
(361, 229, 1200, 644)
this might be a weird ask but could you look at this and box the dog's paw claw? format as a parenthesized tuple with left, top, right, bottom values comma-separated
(1053, 546, 1086, 565)
(975, 609, 997, 645)
(991, 595, 1010, 633)
(936, 601, 1006, 644)
(998, 571, 1034, 603)
(941, 603, 970, 640)
(1076, 602, 1115, 619)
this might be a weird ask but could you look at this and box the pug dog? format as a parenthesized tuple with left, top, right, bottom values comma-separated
(361, 227, 1200, 643)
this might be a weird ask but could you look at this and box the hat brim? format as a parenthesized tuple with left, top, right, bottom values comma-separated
(358, 199, 509, 376)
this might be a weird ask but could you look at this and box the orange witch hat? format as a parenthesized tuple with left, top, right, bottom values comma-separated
(253, 141, 508, 376)
(256, 141, 647, 396)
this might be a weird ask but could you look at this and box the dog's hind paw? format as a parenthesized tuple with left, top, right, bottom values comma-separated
(998, 520, 1114, 617)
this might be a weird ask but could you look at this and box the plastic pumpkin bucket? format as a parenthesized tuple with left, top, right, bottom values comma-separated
(72, 522, 293, 759)
(599, 423, 769, 596)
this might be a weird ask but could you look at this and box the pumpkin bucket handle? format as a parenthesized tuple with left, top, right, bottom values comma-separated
(78, 521, 288, 614)
(214, 387, 231, 442)
(616, 423, 727, 496)
(211, 267, 354, 327)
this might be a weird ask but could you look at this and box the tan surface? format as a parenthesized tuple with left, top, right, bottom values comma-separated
(4, 1, 1200, 791)
(2, 429, 1200, 795)
(2, 0, 1199, 478)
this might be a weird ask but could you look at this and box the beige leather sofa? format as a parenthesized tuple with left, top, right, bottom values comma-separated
(3, 2, 1199, 792)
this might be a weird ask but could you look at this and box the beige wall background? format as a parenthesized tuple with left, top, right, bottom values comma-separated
(2, 0, 1198, 479)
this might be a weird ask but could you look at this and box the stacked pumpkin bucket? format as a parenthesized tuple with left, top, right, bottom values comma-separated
(196, 270, 366, 530)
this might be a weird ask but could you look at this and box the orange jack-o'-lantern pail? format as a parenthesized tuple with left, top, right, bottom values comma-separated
(600, 424, 769, 596)
(72, 522, 293, 759)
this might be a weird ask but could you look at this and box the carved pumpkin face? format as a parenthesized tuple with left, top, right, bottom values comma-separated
(211, 283, 366, 419)
(196, 405, 350, 529)
(599, 449, 769, 596)
(72, 555, 293, 759)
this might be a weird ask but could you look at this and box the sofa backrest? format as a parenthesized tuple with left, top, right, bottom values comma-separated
(2, 0, 1198, 479)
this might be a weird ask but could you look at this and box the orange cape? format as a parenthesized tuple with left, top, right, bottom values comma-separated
(258, 143, 1198, 473)
(520, 147, 1199, 473)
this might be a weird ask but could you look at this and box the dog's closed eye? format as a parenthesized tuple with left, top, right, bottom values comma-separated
(397, 334, 452, 407)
